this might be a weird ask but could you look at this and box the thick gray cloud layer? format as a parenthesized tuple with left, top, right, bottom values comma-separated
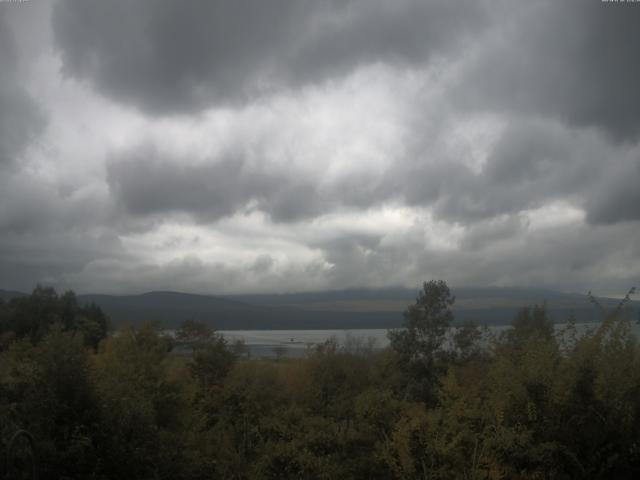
(105, 116, 639, 228)
(106, 142, 390, 224)
(403, 118, 633, 224)
(455, 0, 640, 140)
(106, 147, 321, 223)
(0, 11, 44, 165)
(0, 0, 639, 295)
(52, 0, 487, 115)
(586, 158, 640, 224)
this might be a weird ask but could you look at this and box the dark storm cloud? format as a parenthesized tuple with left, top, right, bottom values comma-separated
(51, 0, 640, 229)
(0, 11, 45, 165)
(2, 0, 640, 295)
(586, 157, 640, 224)
(250, 254, 274, 274)
(313, 217, 640, 295)
(107, 114, 637, 229)
(310, 233, 394, 288)
(106, 145, 328, 223)
(400, 118, 608, 223)
(426, 121, 640, 227)
(458, 215, 525, 252)
(0, 227, 125, 293)
(107, 147, 260, 220)
(456, 0, 640, 141)
(51, 0, 488, 115)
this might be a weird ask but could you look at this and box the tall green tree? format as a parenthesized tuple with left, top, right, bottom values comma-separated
(388, 280, 455, 403)
(0, 287, 109, 349)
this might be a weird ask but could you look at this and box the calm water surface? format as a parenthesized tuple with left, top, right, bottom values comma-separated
(219, 322, 640, 358)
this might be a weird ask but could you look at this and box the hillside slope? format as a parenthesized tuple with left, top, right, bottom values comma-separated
(3, 287, 636, 329)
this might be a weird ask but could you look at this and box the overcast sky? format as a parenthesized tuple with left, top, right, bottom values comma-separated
(1, 0, 639, 296)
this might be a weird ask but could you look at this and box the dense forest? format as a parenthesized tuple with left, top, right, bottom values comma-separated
(1, 281, 639, 479)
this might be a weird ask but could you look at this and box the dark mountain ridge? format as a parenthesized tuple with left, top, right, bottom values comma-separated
(3, 287, 637, 330)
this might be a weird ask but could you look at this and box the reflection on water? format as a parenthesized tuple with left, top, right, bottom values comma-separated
(220, 329, 388, 358)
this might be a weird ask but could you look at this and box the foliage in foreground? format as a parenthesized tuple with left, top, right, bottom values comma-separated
(1, 282, 639, 479)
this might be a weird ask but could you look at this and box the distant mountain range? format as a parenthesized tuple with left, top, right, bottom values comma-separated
(2, 287, 638, 330)
(0, 289, 27, 301)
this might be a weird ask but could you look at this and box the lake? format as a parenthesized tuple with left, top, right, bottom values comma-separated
(219, 322, 640, 358)
(220, 329, 389, 357)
